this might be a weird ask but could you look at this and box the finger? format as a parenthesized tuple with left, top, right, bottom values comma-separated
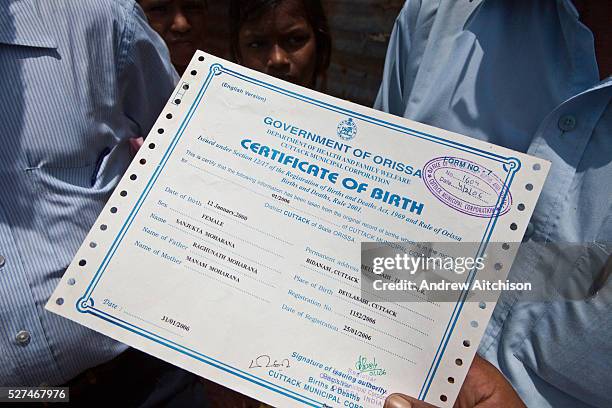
(454, 355, 526, 408)
(385, 393, 439, 408)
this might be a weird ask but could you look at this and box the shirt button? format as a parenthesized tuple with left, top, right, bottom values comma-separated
(523, 222, 535, 241)
(0, 255, 5, 268)
(15, 330, 31, 346)
(558, 114, 577, 132)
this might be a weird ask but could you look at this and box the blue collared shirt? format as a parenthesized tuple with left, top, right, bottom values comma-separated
(376, 1, 611, 407)
(0, 0, 177, 385)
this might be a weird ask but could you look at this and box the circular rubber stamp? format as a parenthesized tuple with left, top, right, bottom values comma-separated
(423, 157, 512, 218)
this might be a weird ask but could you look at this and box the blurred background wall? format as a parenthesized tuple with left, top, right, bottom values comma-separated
(202, 0, 404, 107)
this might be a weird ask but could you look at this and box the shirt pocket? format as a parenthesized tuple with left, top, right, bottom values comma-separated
(23, 143, 131, 277)
(30, 143, 129, 194)
(513, 244, 612, 408)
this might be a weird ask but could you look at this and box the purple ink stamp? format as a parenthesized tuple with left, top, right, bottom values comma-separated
(423, 157, 512, 218)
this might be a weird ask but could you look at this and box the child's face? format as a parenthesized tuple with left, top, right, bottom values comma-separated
(237, 0, 318, 88)
(140, 0, 206, 74)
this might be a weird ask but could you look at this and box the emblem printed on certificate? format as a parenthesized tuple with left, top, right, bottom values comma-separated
(47, 52, 549, 407)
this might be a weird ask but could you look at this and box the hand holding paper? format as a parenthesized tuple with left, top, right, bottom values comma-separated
(385, 355, 526, 408)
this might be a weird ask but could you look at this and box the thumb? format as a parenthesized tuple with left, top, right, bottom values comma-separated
(385, 393, 439, 408)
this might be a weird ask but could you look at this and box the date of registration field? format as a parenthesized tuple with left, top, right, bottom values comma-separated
(0, 387, 69, 403)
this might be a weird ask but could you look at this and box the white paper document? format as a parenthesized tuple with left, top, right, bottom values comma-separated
(47, 52, 549, 407)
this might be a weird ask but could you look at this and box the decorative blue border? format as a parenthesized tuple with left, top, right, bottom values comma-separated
(77, 63, 520, 405)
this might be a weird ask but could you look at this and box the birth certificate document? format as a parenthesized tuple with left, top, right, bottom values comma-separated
(47, 52, 549, 407)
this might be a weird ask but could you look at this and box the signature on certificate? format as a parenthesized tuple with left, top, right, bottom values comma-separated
(355, 355, 387, 376)
(249, 354, 290, 370)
